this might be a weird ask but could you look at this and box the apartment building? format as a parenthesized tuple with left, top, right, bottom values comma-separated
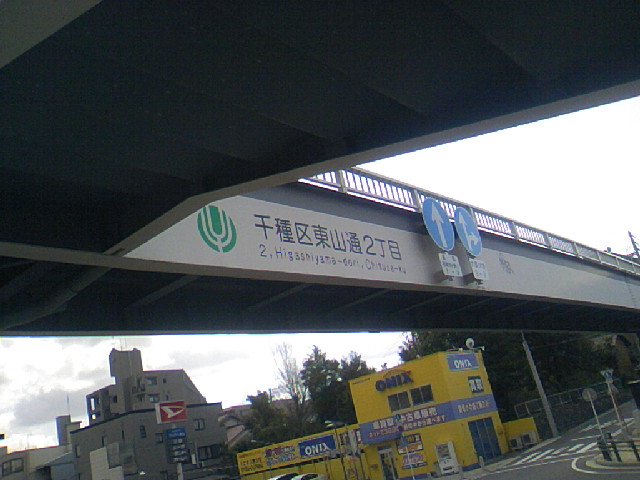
(86, 349, 206, 425)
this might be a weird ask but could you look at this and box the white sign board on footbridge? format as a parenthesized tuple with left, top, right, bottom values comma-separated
(128, 196, 432, 285)
(125, 195, 640, 311)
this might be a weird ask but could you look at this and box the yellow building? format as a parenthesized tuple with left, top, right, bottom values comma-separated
(351, 350, 508, 478)
(238, 350, 536, 480)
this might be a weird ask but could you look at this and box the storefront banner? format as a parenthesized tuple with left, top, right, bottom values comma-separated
(237, 449, 267, 475)
(264, 444, 297, 467)
(360, 394, 498, 444)
(298, 434, 337, 458)
(446, 353, 479, 371)
(360, 403, 454, 444)
(450, 394, 496, 419)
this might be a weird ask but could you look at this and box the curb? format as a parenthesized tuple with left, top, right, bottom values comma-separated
(593, 453, 640, 467)
(586, 455, 640, 470)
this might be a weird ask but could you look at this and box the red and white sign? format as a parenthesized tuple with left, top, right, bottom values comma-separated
(156, 400, 188, 424)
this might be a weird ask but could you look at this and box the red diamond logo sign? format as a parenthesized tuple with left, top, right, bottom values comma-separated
(156, 400, 188, 424)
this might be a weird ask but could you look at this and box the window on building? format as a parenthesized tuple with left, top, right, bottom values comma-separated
(140, 425, 147, 439)
(2, 458, 24, 476)
(468, 376, 484, 394)
(161, 471, 169, 480)
(101, 435, 108, 446)
(147, 376, 158, 386)
(89, 397, 99, 410)
(155, 433, 164, 444)
(90, 412, 100, 421)
(162, 378, 167, 384)
(388, 391, 410, 412)
(111, 395, 118, 403)
(410, 385, 434, 406)
(193, 418, 205, 431)
(148, 394, 159, 403)
(75, 445, 81, 458)
(197, 444, 221, 461)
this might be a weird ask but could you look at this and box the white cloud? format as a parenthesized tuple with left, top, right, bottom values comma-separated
(0, 332, 404, 451)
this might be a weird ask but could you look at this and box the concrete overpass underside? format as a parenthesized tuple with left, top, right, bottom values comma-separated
(2, 1, 640, 335)
(2, 181, 639, 335)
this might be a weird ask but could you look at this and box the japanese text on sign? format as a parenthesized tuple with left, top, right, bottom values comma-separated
(254, 214, 402, 260)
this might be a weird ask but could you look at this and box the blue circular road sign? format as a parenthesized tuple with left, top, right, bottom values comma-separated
(422, 198, 455, 251)
(454, 207, 482, 256)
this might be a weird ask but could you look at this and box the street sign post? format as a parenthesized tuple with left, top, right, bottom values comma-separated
(421, 198, 454, 251)
(601, 370, 630, 437)
(582, 388, 606, 440)
(453, 208, 482, 257)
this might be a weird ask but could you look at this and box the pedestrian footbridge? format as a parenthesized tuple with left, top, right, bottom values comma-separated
(2, 169, 639, 335)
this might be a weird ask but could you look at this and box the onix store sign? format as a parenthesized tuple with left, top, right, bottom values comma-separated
(375, 369, 413, 392)
(298, 435, 337, 458)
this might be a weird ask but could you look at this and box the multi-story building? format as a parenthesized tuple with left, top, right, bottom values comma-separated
(71, 404, 226, 480)
(86, 349, 207, 425)
(0, 416, 79, 480)
(76, 348, 227, 480)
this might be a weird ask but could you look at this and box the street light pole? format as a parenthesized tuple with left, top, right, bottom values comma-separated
(326, 421, 348, 480)
(522, 333, 559, 438)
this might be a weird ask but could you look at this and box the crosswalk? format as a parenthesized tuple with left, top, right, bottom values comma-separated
(506, 442, 598, 467)
(501, 415, 636, 470)
(578, 419, 619, 432)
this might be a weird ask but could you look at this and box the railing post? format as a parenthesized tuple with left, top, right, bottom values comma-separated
(598, 438, 612, 461)
(630, 439, 640, 461)
(508, 221, 520, 240)
(571, 242, 580, 256)
(411, 189, 423, 213)
(336, 170, 349, 194)
(606, 434, 622, 462)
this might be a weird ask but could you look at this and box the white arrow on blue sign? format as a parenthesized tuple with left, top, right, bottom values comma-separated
(422, 198, 454, 251)
(454, 207, 482, 257)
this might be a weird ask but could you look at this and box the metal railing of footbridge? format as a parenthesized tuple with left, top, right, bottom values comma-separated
(300, 168, 640, 278)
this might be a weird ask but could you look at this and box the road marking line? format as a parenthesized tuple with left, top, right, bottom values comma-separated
(567, 443, 584, 452)
(511, 448, 553, 465)
(571, 458, 598, 475)
(576, 442, 597, 453)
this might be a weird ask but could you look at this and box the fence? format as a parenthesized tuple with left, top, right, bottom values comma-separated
(512, 380, 632, 439)
(301, 168, 640, 277)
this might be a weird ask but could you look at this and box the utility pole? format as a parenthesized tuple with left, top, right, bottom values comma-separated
(629, 231, 640, 261)
(522, 332, 559, 438)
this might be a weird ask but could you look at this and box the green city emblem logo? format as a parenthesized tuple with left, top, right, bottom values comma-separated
(197, 205, 237, 253)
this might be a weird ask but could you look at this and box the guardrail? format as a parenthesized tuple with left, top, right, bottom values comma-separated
(598, 434, 640, 462)
(301, 168, 640, 278)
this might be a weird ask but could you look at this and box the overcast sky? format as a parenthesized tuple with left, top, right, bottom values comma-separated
(364, 94, 640, 255)
(1, 95, 638, 453)
(0, 332, 405, 452)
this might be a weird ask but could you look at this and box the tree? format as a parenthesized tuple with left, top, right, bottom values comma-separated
(337, 351, 376, 424)
(301, 346, 375, 426)
(242, 391, 289, 445)
(273, 342, 315, 438)
(399, 330, 611, 420)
